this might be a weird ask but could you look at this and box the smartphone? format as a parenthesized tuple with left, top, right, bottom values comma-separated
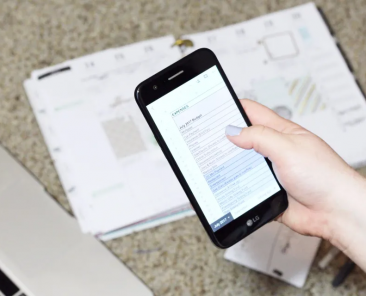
(135, 48, 287, 248)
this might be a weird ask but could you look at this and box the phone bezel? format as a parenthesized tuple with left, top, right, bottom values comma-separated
(135, 48, 288, 248)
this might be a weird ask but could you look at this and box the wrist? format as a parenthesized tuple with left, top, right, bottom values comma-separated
(326, 169, 366, 270)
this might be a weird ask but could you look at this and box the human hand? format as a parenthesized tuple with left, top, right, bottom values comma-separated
(226, 99, 366, 270)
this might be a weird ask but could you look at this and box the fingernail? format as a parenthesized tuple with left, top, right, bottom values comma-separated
(225, 125, 243, 136)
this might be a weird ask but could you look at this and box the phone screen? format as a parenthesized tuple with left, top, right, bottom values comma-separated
(147, 66, 280, 232)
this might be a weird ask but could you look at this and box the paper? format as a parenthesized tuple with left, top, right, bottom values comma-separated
(184, 2, 366, 168)
(98, 206, 193, 241)
(224, 222, 321, 288)
(24, 2, 366, 240)
(25, 36, 194, 235)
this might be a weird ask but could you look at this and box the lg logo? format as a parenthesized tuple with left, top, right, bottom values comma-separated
(246, 216, 260, 227)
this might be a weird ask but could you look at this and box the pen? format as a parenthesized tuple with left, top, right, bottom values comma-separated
(332, 258, 355, 287)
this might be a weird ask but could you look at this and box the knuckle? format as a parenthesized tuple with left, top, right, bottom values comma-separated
(256, 125, 267, 134)
(251, 125, 267, 152)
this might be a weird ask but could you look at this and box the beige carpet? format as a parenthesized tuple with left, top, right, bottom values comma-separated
(1, 0, 366, 295)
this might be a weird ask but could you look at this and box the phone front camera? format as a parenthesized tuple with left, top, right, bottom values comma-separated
(153, 85, 158, 90)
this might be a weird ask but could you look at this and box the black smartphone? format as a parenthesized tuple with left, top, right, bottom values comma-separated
(135, 48, 287, 248)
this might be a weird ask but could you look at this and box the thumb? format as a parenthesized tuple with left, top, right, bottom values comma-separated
(225, 125, 289, 161)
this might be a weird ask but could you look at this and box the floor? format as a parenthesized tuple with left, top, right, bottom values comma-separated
(1, 0, 366, 295)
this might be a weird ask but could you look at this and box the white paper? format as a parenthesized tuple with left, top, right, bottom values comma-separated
(25, 36, 192, 235)
(184, 2, 366, 168)
(224, 222, 321, 288)
(24, 79, 92, 232)
(25, 2, 366, 241)
(98, 207, 195, 241)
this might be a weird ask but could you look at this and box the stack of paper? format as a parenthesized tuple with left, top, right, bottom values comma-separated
(24, 36, 194, 240)
(24, 3, 366, 251)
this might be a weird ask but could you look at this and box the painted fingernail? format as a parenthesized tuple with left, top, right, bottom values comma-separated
(225, 125, 243, 136)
